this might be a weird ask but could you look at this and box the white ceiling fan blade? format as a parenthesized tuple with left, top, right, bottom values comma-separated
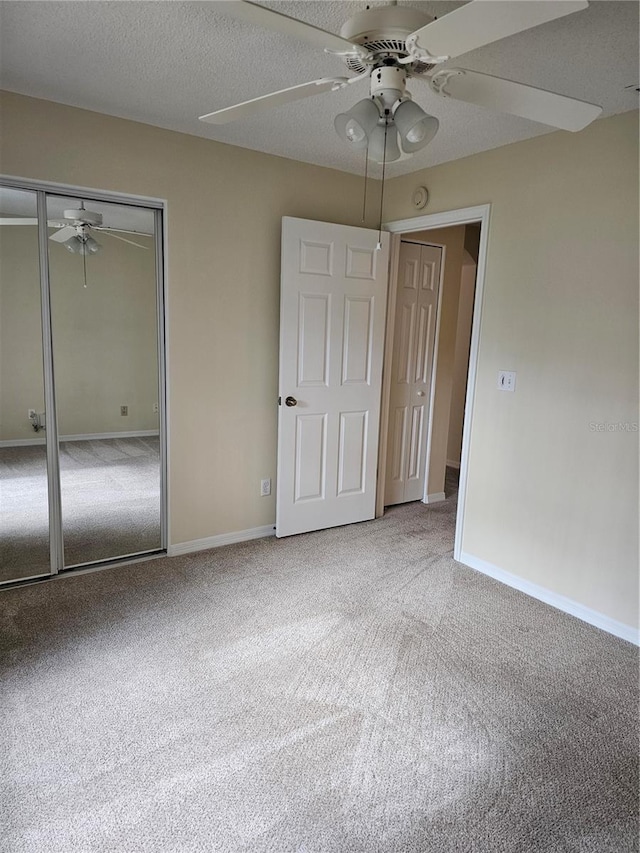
(94, 226, 153, 237)
(430, 68, 602, 131)
(227, 1, 365, 57)
(407, 0, 588, 62)
(100, 231, 149, 249)
(200, 77, 349, 125)
(49, 225, 76, 242)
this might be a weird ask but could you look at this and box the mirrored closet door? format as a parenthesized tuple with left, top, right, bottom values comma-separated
(0, 181, 166, 584)
(0, 187, 53, 582)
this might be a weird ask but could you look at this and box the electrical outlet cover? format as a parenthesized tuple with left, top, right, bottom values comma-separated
(498, 370, 516, 391)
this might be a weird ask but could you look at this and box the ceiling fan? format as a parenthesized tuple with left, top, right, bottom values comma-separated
(199, 0, 602, 163)
(47, 204, 150, 255)
(0, 204, 151, 253)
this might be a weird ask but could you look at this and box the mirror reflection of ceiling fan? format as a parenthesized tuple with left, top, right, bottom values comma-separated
(1, 203, 151, 254)
(199, 0, 602, 163)
(48, 205, 150, 255)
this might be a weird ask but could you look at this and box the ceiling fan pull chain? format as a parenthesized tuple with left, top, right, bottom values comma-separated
(376, 116, 389, 250)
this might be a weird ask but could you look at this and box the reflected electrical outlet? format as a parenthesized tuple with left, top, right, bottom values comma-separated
(120, 405, 128, 416)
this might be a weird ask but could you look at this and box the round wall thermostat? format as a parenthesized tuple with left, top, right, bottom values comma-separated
(412, 186, 429, 210)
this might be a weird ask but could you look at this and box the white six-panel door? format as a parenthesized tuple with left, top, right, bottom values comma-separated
(276, 217, 390, 537)
(384, 241, 442, 506)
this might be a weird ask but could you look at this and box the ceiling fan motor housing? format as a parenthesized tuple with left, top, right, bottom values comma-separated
(63, 208, 102, 227)
(340, 5, 435, 76)
(370, 65, 407, 111)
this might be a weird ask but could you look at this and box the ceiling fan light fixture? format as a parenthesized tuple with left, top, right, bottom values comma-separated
(63, 234, 102, 255)
(394, 100, 439, 153)
(63, 236, 81, 254)
(368, 123, 401, 164)
(334, 98, 380, 150)
(83, 236, 102, 255)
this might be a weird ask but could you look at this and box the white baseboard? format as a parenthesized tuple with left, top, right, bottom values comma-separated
(423, 492, 446, 504)
(446, 459, 461, 469)
(0, 437, 46, 447)
(62, 430, 159, 442)
(168, 524, 275, 557)
(459, 551, 639, 646)
(0, 430, 159, 448)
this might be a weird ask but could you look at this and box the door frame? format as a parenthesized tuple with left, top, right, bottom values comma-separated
(0, 173, 170, 584)
(378, 204, 491, 562)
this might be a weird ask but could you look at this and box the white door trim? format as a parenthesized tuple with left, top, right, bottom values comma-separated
(383, 204, 491, 562)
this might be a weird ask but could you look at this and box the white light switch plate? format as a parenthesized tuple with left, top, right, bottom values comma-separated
(498, 370, 516, 391)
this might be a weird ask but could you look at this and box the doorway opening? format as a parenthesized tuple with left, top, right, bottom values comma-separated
(377, 205, 490, 561)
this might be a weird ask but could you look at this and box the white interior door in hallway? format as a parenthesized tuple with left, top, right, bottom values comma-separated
(384, 241, 442, 506)
(277, 217, 390, 537)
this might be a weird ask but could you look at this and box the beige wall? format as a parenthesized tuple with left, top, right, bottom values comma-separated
(406, 227, 465, 496)
(464, 223, 481, 263)
(0, 224, 157, 440)
(385, 110, 639, 630)
(0, 223, 43, 439)
(0, 91, 377, 544)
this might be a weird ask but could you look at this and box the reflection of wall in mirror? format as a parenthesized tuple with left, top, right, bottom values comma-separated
(0, 225, 159, 441)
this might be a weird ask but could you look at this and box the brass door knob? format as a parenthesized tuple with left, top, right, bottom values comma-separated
(285, 396, 297, 407)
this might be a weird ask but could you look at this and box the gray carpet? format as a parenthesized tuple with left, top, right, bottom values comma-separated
(0, 437, 161, 582)
(1, 472, 638, 852)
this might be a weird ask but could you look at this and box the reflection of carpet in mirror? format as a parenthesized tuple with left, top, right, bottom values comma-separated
(0, 437, 161, 581)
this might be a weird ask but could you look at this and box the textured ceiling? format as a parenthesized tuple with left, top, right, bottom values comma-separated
(0, 1, 637, 177)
